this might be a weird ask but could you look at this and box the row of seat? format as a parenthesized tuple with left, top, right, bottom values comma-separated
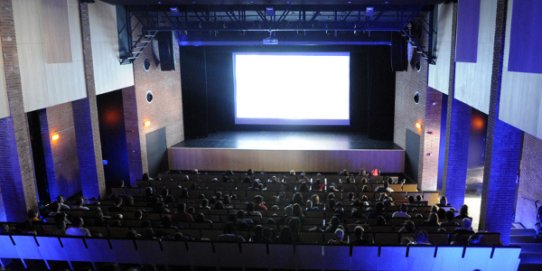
(0, 234, 521, 271)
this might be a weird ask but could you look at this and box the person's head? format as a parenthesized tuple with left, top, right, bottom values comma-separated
(292, 192, 303, 205)
(223, 195, 231, 205)
(400, 203, 408, 213)
(403, 220, 416, 232)
(408, 196, 415, 204)
(311, 194, 320, 205)
(415, 195, 422, 202)
(305, 199, 313, 209)
(201, 198, 209, 207)
(145, 186, 154, 196)
(334, 228, 345, 241)
(75, 197, 84, 207)
(439, 196, 448, 206)
(354, 225, 365, 240)
(327, 199, 336, 210)
(254, 224, 263, 237)
(254, 195, 264, 204)
(460, 205, 469, 217)
(50, 202, 61, 213)
(56, 195, 65, 204)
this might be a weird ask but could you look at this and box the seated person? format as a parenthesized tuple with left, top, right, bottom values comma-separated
(327, 228, 346, 245)
(72, 197, 90, 211)
(392, 204, 411, 219)
(350, 225, 372, 245)
(65, 217, 91, 237)
(217, 223, 246, 242)
(450, 218, 475, 245)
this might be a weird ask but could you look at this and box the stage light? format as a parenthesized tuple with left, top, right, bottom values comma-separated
(51, 133, 60, 142)
(144, 120, 151, 128)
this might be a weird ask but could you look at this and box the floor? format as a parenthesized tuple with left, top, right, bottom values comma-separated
(174, 131, 400, 150)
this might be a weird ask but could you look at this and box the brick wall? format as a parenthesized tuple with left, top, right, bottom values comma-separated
(73, 2, 106, 199)
(516, 134, 542, 229)
(479, 0, 523, 245)
(393, 33, 441, 190)
(126, 35, 184, 178)
(40, 102, 81, 200)
(0, 0, 37, 221)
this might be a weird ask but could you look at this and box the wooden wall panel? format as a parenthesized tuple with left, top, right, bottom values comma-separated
(12, 0, 86, 112)
(454, 0, 497, 114)
(89, 1, 134, 95)
(41, 0, 72, 63)
(168, 147, 405, 173)
(428, 3, 454, 95)
(0, 37, 9, 119)
(499, 0, 542, 139)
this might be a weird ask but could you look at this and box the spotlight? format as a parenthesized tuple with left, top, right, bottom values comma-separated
(144, 120, 151, 127)
(51, 133, 60, 142)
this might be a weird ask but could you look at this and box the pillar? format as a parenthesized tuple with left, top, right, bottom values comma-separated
(479, 0, 522, 245)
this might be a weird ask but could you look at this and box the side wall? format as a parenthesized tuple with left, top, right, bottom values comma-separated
(131, 41, 184, 175)
(515, 134, 542, 229)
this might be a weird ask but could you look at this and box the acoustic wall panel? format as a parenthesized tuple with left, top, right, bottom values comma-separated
(89, 1, 134, 95)
(41, 0, 72, 63)
(428, 3, 454, 95)
(13, 0, 86, 112)
(500, 0, 542, 139)
(454, 0, 497, 114)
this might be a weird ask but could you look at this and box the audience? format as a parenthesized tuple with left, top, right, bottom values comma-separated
(1, 170, 496, 249)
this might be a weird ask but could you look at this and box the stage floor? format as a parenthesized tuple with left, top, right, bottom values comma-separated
(173, 131, 400, 150)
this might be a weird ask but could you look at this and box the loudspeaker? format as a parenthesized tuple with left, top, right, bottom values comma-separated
(157, 31, 175, 71)
(390, 33, 408, 71)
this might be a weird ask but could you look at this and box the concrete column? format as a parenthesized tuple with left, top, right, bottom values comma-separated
(442, 99, 471, 209)
(122, 86, 143, 187)
(479, 0, 522, 245)
(0, 0, 38, 221)
(441, 2, 471, 210)
(73, 2, 106, 199)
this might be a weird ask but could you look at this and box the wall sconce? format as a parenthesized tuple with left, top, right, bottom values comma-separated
(51, 133, 60, 142)
(144, 120, 151, 127)
(415, 121, 423, 130)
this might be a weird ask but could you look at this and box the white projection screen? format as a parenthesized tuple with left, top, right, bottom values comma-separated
(233, 52, 350, 125)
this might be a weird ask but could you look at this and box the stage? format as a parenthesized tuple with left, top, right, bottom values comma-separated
(168, 131, 405, 172)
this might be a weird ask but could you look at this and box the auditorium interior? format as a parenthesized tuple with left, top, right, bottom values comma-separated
(0, 0, 542, 270)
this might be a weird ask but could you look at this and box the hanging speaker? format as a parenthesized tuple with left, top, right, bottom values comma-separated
(391, 33, 408, 71)
(156, 31, 175, 71)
